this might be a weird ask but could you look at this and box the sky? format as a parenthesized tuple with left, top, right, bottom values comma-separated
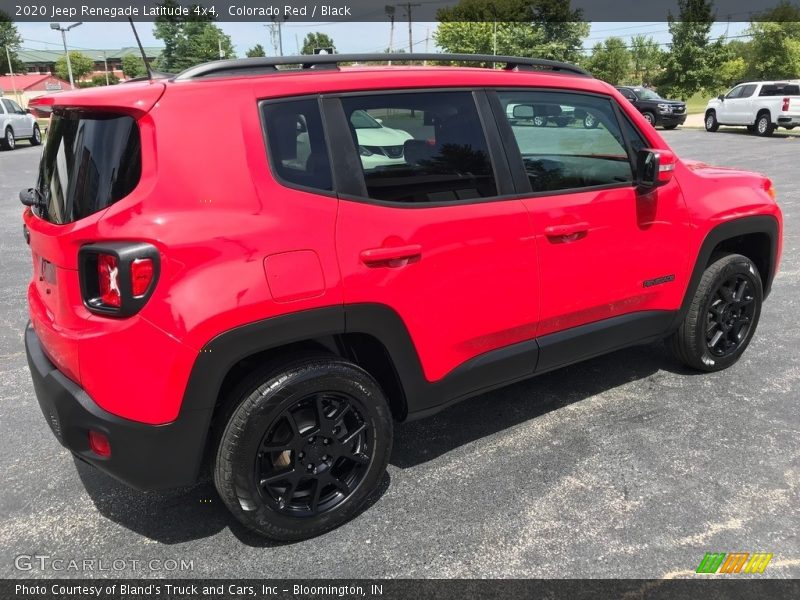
(14, 21, 750, 58)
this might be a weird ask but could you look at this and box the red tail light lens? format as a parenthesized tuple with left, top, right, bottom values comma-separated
(88, 430, 111, 457)
(79, 242, 160, 317)
(97, 254, 121, 308)
(131, 258, 154, 297)
(782, 97, 790, 111)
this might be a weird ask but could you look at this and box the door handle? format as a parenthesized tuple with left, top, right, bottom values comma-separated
(360, 244, 422, 266)
(544, 222, 590, 238)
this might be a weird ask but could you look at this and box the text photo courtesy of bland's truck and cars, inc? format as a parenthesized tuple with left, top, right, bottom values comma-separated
(15, 3, 353, 19)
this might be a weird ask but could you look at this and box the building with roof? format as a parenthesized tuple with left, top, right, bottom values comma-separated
(15, 47, 163, 82)
(0, 73, 70, 107)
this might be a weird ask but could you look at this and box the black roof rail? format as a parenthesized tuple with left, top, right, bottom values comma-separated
(174, 53, 591, 81)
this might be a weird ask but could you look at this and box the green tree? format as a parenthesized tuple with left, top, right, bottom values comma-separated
(630, 35, 663, 85)
(658, 0, 725, 99)
(435, 0, 589, 64)
(91, 73, 120, 86)
(246, 44, 266, 58)
(153, 1, 234, 72)
(301, 32, 336, 55)
(0, 11, 24, 75)
(586, 37, 630, 85)
(745, 1, 800, 80)
(55, 51, 94, 82)
(121, 54, 146, 79)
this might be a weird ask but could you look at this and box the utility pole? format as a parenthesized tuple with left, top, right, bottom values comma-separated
(102, 51, 109, 85)
(50, 22, 83, 89)
(402, 3, 421, 53)
(386, 5, 395, 56)
(218, 36, 224, 59)
(5, 46, 21, 104)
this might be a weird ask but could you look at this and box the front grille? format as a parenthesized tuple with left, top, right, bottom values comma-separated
(383, 145, 404, 159)
(673, 106, 686, 114)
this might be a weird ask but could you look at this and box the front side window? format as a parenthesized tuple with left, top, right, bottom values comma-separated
(740, 84, 757, 98)
(634, 88, 661, 100)
(497, 91, 638, 193)
(726, 86, 744, 99)
(340, 91, 497, 203)
(262, 98, 332, 193)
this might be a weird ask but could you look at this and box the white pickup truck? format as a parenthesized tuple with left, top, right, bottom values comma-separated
(704, 80, 800, 136)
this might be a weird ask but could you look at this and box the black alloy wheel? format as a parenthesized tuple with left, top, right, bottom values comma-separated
(256, 391, 371, 517)
(705, 273, 757, 358)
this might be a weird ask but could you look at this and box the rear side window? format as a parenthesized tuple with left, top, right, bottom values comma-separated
(497, 91, 636, 193)
(37, 112, 141, 224)
(760, 84, 800, 96)
(262, 98, 332, 193)
(339, 91, 497, 203)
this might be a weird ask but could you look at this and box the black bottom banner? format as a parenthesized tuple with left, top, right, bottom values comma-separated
(3, 579, 799, 600)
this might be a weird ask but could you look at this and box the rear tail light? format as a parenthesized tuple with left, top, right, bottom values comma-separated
(79, 242, 160, 317)
(88, 430, 111, 457)
(97, 254, 121, 307)
(131, 258, 155, 297)
(782, 97, 790, 111)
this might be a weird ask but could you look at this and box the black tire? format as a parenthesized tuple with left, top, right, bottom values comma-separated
(755, 112, 775, 137)
(0, 127, 14, 150)
(583, 113, 599, 129)
(533, 115, 548, 127)
(662, 124, 679, 130)
(642, 111, 656, 127)
(213, 355, 393, 541)
(704, 111, 719, 132)
(30, 124, 42, 146)
(669, 254, 762, 372)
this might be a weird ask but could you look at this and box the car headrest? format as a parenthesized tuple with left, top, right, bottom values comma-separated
(403, 139, 438, 166)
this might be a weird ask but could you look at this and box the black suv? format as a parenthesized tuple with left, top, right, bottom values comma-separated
(616, 86, 687, 129)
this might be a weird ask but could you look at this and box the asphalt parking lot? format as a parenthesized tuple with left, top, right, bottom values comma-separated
(0, 128, 797, 579)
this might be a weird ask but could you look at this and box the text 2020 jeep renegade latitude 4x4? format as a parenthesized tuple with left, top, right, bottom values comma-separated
(21, 54, 782, 540)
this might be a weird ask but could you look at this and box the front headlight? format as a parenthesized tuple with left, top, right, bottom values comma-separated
(658, 103, 672, 113)
(358, 145, 373, 157)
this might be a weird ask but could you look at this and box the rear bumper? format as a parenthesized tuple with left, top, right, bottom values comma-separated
(25, 323, 211, 491)
(777, 116, 800, 127)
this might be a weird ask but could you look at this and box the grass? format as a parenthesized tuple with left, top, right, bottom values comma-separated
(684, 93, 711, 115)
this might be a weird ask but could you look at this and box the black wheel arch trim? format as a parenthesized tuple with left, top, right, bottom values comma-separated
(670, 215, 779, 332)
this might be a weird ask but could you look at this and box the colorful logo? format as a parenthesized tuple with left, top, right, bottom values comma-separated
(696, 552, 773, 574)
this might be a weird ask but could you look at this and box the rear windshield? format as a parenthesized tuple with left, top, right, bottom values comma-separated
(36, 112, 141, 224)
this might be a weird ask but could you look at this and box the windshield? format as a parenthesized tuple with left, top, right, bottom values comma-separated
(36, 112, 141, 224)
(350, 109, 382, 129)
(635, 88, 662, 100)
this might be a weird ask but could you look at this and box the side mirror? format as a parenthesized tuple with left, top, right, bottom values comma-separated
(718, 95, 725, 101)
(636, 148, 676, 190)
(512, 104, 534, 119)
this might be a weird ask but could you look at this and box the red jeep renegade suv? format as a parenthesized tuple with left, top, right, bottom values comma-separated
(21, 54, 782, 540)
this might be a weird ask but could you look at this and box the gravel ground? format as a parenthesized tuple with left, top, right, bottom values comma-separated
(0, 129, 797, 579)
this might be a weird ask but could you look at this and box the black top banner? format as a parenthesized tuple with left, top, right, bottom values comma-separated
(2, 0, 799, 22)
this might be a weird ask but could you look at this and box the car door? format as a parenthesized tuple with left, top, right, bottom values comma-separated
(331, 90, 539, 386)
(735, 84, 758, 124)
(717, 85, 744, 123)
(491, 89, 691, 370)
